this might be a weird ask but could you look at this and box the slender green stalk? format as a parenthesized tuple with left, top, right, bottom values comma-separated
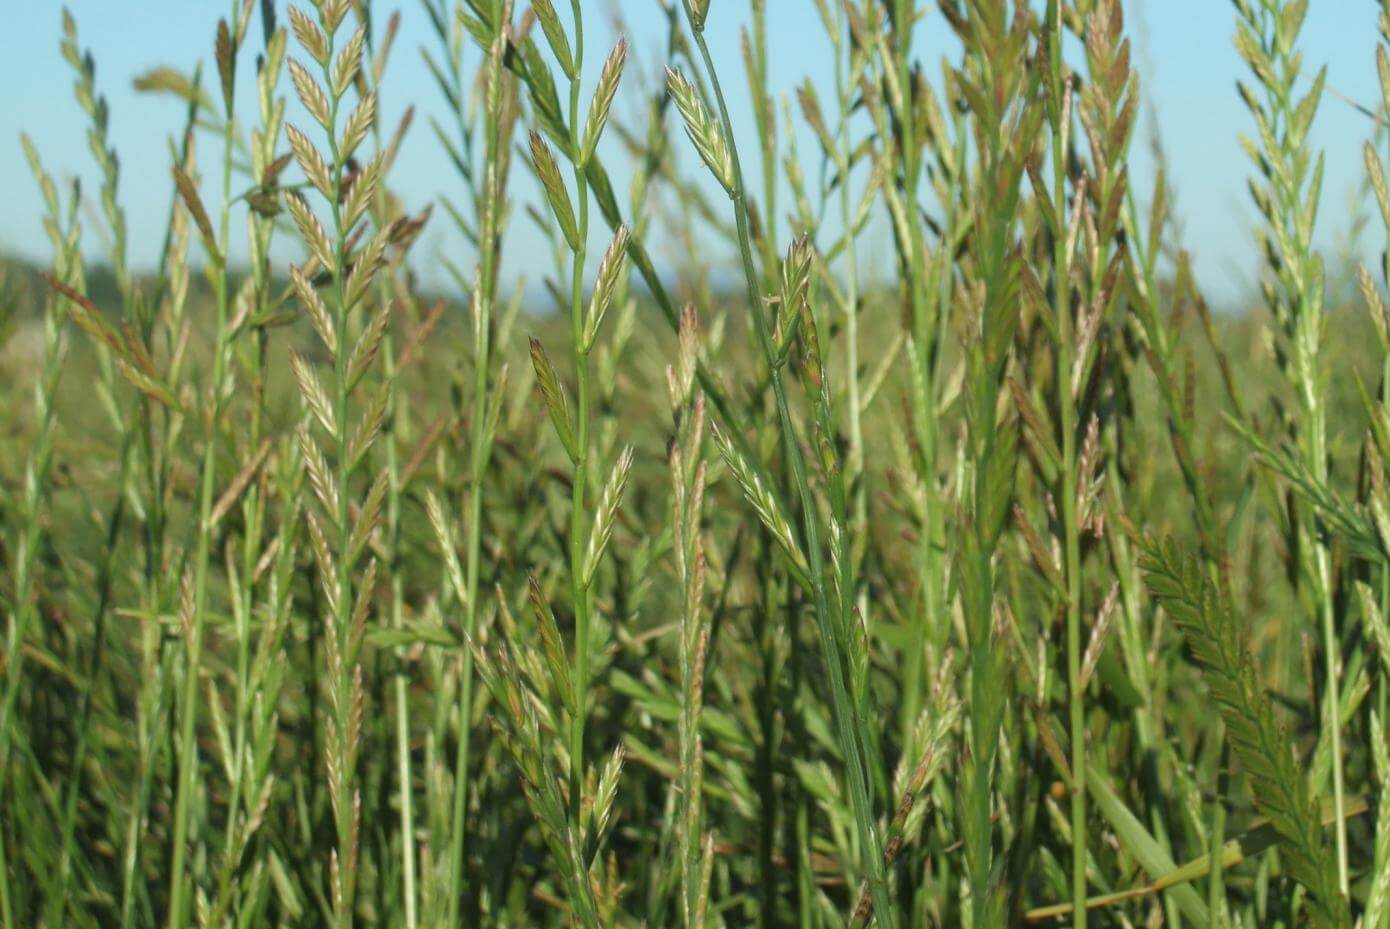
(669, 309, 712, 929)
(940, 5, 1037, 923)
(1043, 6, 1087, 923)
(16, 17, 195, 924)
(167, 6, 246, 923)
(386, 375, 418, 929)
(1233, 0, 1347, 895)
(827, 0, 867, 629)
(745, 0, 777, 285)
(359, 19, 419, 924)
(564, 0, 594, 819)
(418, 3, 503, 921)
(500, 2, 631, 921)
(446, 12, 515, 914)
(328, 63, 357, 929)
(0, 138, 84, 929)
(283, 4, 411, 925)
(673, 9, 894, 925)
(887, 0, 944, 738)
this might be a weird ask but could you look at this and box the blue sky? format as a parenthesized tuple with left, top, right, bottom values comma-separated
(0, 2, 1383, 308)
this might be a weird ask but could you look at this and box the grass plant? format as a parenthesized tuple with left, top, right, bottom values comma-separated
(3, 0, 1390, 926)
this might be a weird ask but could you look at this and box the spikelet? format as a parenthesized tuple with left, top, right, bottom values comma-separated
(581, 40, 626, 163)
(665, 67, 735, 194)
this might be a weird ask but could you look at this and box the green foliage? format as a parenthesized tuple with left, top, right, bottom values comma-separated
(4, 1, 1390, 928)
(1139, 537, 1350, 929)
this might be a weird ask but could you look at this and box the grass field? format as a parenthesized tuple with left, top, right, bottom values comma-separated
(3, 0, 1390, 926)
